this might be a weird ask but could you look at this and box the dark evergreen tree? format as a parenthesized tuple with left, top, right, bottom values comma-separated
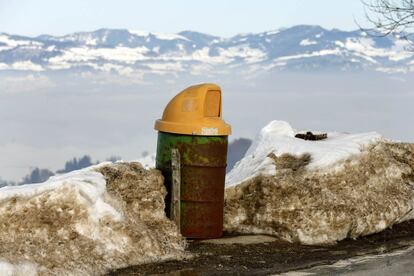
(57, 155, 93, 173)
(22, 168, 54, 184)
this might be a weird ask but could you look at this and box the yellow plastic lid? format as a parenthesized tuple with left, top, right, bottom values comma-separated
(154, 83, 232, 136)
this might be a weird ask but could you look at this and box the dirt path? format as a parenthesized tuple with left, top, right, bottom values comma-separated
(109, 220, 414, 275)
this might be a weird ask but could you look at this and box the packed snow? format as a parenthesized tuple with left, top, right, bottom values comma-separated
(226, 121, 382, 186)
(0, 162, 185, 275)
(224, 121, 414, 245)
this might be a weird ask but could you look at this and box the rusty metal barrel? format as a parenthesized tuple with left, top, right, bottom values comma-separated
(154, 83, 231, 239)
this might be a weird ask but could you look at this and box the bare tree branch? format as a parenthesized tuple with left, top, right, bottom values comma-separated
(360, 0, 414, 50)
(362, 0, 414, 37)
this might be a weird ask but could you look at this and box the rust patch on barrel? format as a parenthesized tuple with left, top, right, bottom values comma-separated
(155, 132, 228, 239)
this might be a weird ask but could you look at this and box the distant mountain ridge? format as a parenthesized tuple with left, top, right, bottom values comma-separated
(0, 25, 413, 75)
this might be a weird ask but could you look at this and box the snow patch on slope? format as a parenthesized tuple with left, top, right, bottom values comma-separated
(0, 35, 42, 48)
(300, 39, 317, 46)
(10, 61, 44, 71)
(218, 46, 267, 63)
(49, 46, 150, 64)
(274, 49, 342, 62)
(343, 37, 413, 62)
(129, 30, 189, 41)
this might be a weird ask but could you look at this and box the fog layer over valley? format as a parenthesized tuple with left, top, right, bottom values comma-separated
(0, 71, 413, 181)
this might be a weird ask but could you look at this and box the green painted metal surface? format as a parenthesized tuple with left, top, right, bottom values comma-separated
(155, 131, 228, 239)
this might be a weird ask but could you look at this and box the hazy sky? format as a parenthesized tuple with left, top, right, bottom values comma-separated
(0, 0, 369, 36)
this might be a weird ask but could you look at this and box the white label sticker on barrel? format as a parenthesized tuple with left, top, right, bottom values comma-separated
(201, 127, 218, 135)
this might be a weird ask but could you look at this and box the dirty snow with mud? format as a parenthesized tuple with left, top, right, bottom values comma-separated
(225, 121, 414, 245)
(0, 162, 185, 275)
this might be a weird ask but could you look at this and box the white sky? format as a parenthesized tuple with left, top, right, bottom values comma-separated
(0, 0, 369, 36)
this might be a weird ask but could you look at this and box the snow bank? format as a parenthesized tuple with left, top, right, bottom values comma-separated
(226, 121, 382, 186)
(224, 121, 414, 245)
(0, 162, 185, 275)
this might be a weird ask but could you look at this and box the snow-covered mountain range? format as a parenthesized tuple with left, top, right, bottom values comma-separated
(0, 25, 413, 76)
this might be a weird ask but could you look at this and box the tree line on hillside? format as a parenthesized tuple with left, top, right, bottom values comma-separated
(21, 155, 99, 184)
(0, 155, 114, 187)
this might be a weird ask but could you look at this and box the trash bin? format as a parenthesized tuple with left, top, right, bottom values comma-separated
(154, 83, 231, 239)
